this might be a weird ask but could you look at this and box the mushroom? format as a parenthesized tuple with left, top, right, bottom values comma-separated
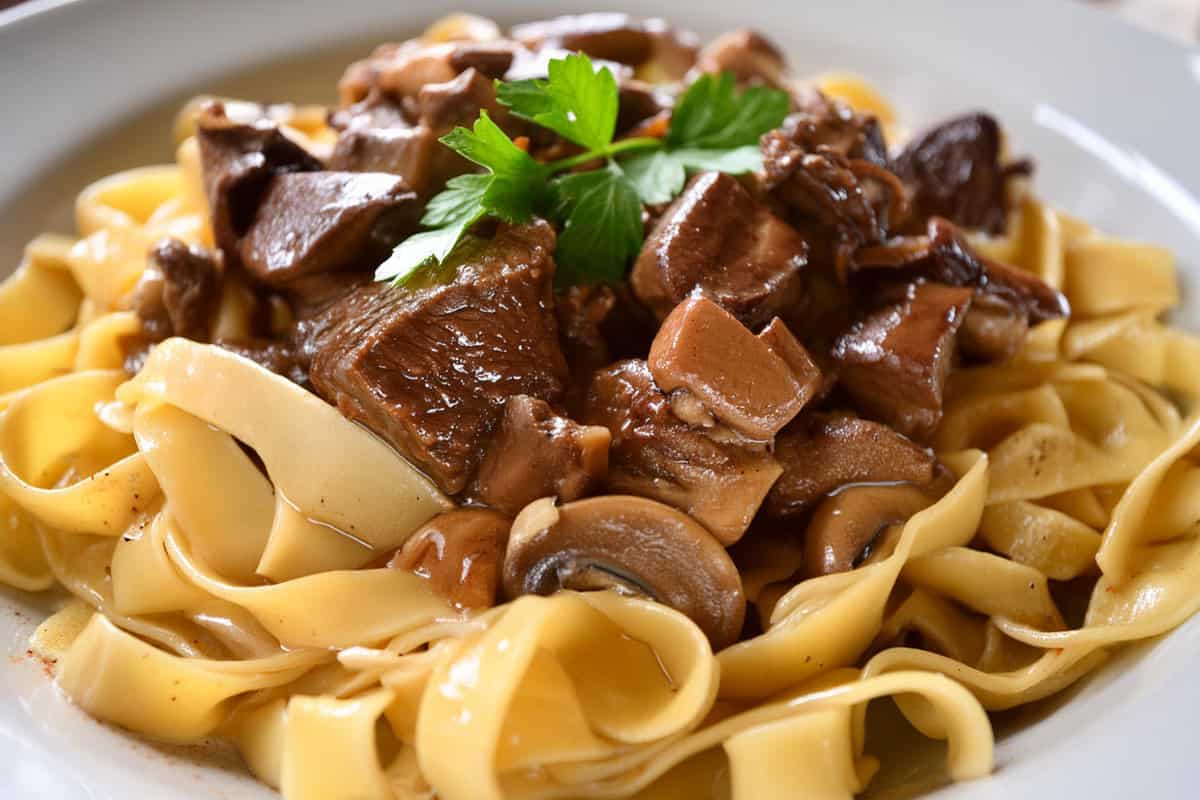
(388, 509, 511, 610)
(689, 29, 788, 87)
(503, 495, 746, 649)
(804, 484, 935, 578)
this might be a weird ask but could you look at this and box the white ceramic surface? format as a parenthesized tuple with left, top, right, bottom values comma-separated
(1, 0, 1199, 797)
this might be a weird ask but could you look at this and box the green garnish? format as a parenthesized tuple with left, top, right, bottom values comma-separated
(374, 54, 790, 286)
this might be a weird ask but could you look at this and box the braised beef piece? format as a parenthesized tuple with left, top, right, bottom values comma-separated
(129, 238, 224, 341)
(303, 221, 567, 495)
(854, 216, 1068, 324)
(237, 171, 419, 286)
(760, 129, 902, 279)
(584, 359, 782, 545)
(831, 281, 973, 441)
(511, 14, 698, 78)
(555, 285, 618, 415)
(957, 292, 1031, 362)
(689, 29, 787, 87)
(195, 103, 323, 260)
(123, 239, 225, 373)
(328, 96, 409, 133)
(765, 412, 936, 519)
(555, 283, 659, 415)
(328, 120, 440, 195)
(196, 104, 422, 288)
(631, 171, 808, 328)
(471, 395, 611, 515)
(892, 112, 1030, 235)
(648, 297, 820, 440)
(786, 87, 888, 167)
(332, 39, 537, 197)
(332, 67, 537, 197)
(418, 68, 507, 132)
(207, 338, 304, 384)
(122, 238, 309, 381)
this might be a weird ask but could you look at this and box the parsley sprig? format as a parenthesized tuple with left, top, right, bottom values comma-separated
(374, 54, 790, 286)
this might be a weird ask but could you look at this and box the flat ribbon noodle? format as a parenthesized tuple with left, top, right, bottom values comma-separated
(118, 339, 451, 550)
(0, 370, 159, 535)
(53, 610, 326, 743)
(716, 451, 988, 700)
(1, 71, 1199, 800)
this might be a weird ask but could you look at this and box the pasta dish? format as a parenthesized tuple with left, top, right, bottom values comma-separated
(2, 12, 1199, 799)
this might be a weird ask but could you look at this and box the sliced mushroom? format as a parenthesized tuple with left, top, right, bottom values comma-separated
(765, 412, 936, 519)
(891, 112, 1027, 235)
(503, 495, 746, 649)
(804, 484, 935, 578)
(853, 216, 1069, 324)
(388, 509, 511, 610)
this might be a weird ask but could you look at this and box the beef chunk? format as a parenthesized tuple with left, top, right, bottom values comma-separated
(631, 171, 807, 328)
(124, 239, 226, 374)
(555, 284, 658, 415)
(689, 29, 787, 87)
(648, 297, 819, 440)
(331, 68, 518, 197)
(196, 104, 420, 286)
(195, 104, 322, 259)
(854, 217, 1068, 324)
(957, 292, 1030, 362)
(892, 112, 1029, 235)
(471, 395, 611, 516)
(214, 338, 307, 385)
(765, 412, 936, 519)
(304, 221, 567, 494)
(328, 108, 444, 196)
(584, 360, 782, 545)
(129, 238, 224, 342)
(832, 282, 973, 441)
(238, 172, 420, 286)
(511, 14, 698, 78)
(155, 239, 224, 339)
(556, 285, 618, 416)
(785, 87, 888, 166)
(417, 67, 506, 132)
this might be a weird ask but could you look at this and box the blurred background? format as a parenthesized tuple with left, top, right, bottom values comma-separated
(1088, 0, 1200, 39)
(0, 0, 1198, 40)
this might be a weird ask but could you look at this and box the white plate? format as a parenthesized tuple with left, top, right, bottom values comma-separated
(2, 0, 1199, 797)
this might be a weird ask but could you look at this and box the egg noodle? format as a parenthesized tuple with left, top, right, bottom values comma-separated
(2, 74, 1200, 800)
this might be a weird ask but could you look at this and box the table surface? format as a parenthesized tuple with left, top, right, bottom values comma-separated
(0, 0, 1198, 41)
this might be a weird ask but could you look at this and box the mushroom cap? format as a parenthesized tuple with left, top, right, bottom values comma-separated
(804, 483, 935, 577)
(503, 495, 746, 649)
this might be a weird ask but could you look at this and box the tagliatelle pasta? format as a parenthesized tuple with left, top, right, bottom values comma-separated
(4, 14, 1200, 800)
